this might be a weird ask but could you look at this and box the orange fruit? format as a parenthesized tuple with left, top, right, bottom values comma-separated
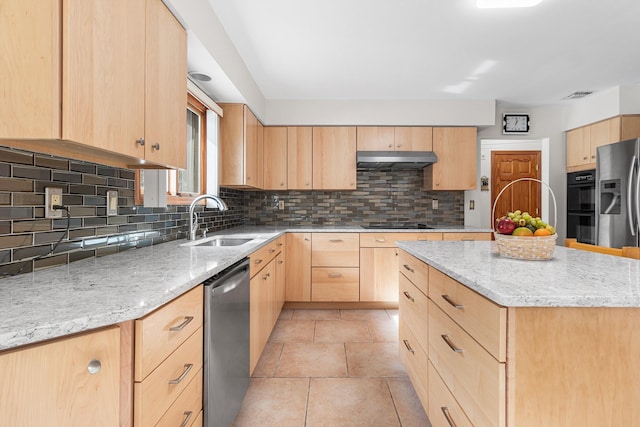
(512, 227, 534, 236)
(534, 228, 551, 236)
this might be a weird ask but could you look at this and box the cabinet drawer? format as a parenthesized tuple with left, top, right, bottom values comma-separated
(428, 362, 473, 427)
(428, 301, 505, 427)
(135, 285, 203, 381)
(442, 232, 491, 241)
(155, 367, 203, 427)
(360, 232, 421, 247)
(398, 250, 429, 295)
(312, 233, 359, 266)
(250, 237, 282, 278)
(311, 267, 359, 301)
(399, 274, 428, 354)
(135, 326, 203, 427)
(416, 233, 443, 241)
(428, 267, 506, 361)
(399, 319, 429, 411)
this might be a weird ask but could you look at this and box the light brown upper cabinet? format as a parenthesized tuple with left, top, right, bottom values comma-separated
(312, 127, 357, 190)
(287, 127, 313, 190)
(0, 0, 187, 169)
(424, 127, 477, 190)
(143, 0, 188, 169)
(357, 127, 433, 151)
(263, 127, 288, 190)
(567, 115, 640, 172)
(220, 104, 264, 189)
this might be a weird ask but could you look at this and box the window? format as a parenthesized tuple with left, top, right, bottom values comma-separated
(137, 92, 219, 205)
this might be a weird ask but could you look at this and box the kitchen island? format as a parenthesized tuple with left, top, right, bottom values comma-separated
(397, 240, 640, 427)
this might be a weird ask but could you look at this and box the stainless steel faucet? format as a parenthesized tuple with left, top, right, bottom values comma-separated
(188, 194, 228, 240)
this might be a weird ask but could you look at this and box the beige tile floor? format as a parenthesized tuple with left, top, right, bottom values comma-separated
(233, 309, 432, 427)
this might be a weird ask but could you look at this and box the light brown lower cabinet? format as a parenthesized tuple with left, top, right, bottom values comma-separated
(285, 233, 311, 302)
(399, 250, 640, 427)
(133, 285, 204, 427)
(249, 237, 283, 374)
(0, 326, 121, 427)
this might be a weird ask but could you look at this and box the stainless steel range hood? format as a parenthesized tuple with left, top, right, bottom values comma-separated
(356, 151, 438, 169)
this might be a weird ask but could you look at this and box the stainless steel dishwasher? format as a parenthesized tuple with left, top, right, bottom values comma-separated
(203, 258, 250, 427)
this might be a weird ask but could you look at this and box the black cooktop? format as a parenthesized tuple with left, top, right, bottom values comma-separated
(361, 223, 434, 230)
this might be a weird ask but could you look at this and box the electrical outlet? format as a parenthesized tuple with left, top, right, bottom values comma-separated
(45, 187, 63, 219)
(470, 200, 475, 210)
(432, 199, 439, 210)
(107, 190, 118, 216)
(278, 200, 285, 210)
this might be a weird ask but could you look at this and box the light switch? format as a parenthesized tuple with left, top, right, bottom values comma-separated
(107, 190, 118, 216)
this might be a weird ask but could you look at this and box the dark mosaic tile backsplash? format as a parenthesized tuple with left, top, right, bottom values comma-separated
(0, 145, 464, 278)
(0, 146, 243, 278)
(243, 169, 464, 227)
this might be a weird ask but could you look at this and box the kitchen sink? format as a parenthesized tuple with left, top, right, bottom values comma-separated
(193, 237, 254, 247)
(181, 237, 255, 247)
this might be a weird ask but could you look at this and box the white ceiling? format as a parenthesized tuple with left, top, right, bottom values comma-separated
(189, 0, 640, 106)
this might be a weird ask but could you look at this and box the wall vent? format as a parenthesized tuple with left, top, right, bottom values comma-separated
(563, 91, 595, 99)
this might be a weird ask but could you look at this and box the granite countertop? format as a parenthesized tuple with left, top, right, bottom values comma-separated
(397, 240, 640, 308)
(0, 225, 488, 351)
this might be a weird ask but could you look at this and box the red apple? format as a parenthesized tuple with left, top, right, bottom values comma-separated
(497, 217, 516, 235)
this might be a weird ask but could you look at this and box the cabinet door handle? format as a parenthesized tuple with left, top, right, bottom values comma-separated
(403, 339, 415, 354)
(375, 238, 386, 243)
(441, 407, 458, 427)
(151, 143, 160, 150)
(441, 334, 463, 353)
(277, 242, 283, 246)
(329, 239, 343, 243)
(180, 411, 193, 427)
(169, 316, 194, 332)
(403, 264, 415, 273)
(278, 260, 284, 265)
(403, 291, 414, 302)
(328, 273, 342, 278)
(442, 294, 463, 309)
(269, 249, 276, 253)
(169, 363, 193, 384)
(87, 359, 101, 374)
(136, 137, 145, 146)
(262, 273, 270, 280)
(254, 259, 263, 265)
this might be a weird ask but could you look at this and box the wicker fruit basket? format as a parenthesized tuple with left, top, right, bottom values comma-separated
(492, 178, 558, 260)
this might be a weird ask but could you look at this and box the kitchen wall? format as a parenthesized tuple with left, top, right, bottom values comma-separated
(243, 169, 464, 226)
(0, 146, 243, 278)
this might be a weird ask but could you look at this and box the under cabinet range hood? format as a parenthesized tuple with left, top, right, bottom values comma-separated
(356, 151, 438, 169)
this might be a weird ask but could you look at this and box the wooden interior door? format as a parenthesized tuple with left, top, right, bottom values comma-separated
(491, 151, 541, 225)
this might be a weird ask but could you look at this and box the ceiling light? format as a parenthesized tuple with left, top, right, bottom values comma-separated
(188, 71, 212, 82)
(477, 0, 542, 8)
(563, 91, 595, 99)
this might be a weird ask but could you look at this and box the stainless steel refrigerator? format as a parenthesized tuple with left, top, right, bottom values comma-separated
(596, 138, 640, 248)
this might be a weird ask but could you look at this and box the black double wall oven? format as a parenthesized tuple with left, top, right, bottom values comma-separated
(567, 169, 596, 244)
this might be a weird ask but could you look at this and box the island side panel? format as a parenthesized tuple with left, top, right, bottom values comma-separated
(507, 306, 640, 427)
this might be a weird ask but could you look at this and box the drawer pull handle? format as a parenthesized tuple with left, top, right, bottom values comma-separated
(442, 294, 463, 309)
(278, 242, 283, 246)
(278, 260, 284, 265)
(329, 239, 343, 243)
(375, 238, 386, 242)
(441, 334, 463, 353)
(169, 316, 194, 332)
(263, 273, 270, 280)
(169, 363, 193, 384)
(180, 411, 193, 427)
(403, 339, 415, 354)
(441, 407, 458, 427)
(328, 273, 342, 278)
(403, 264, 415, 273)
(87, 359, 101, 374)
(460, 238, 474, 241)
(254, 259, 263, 265)
(269, 249, 276, 253)
(403, 291, 414, 302)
